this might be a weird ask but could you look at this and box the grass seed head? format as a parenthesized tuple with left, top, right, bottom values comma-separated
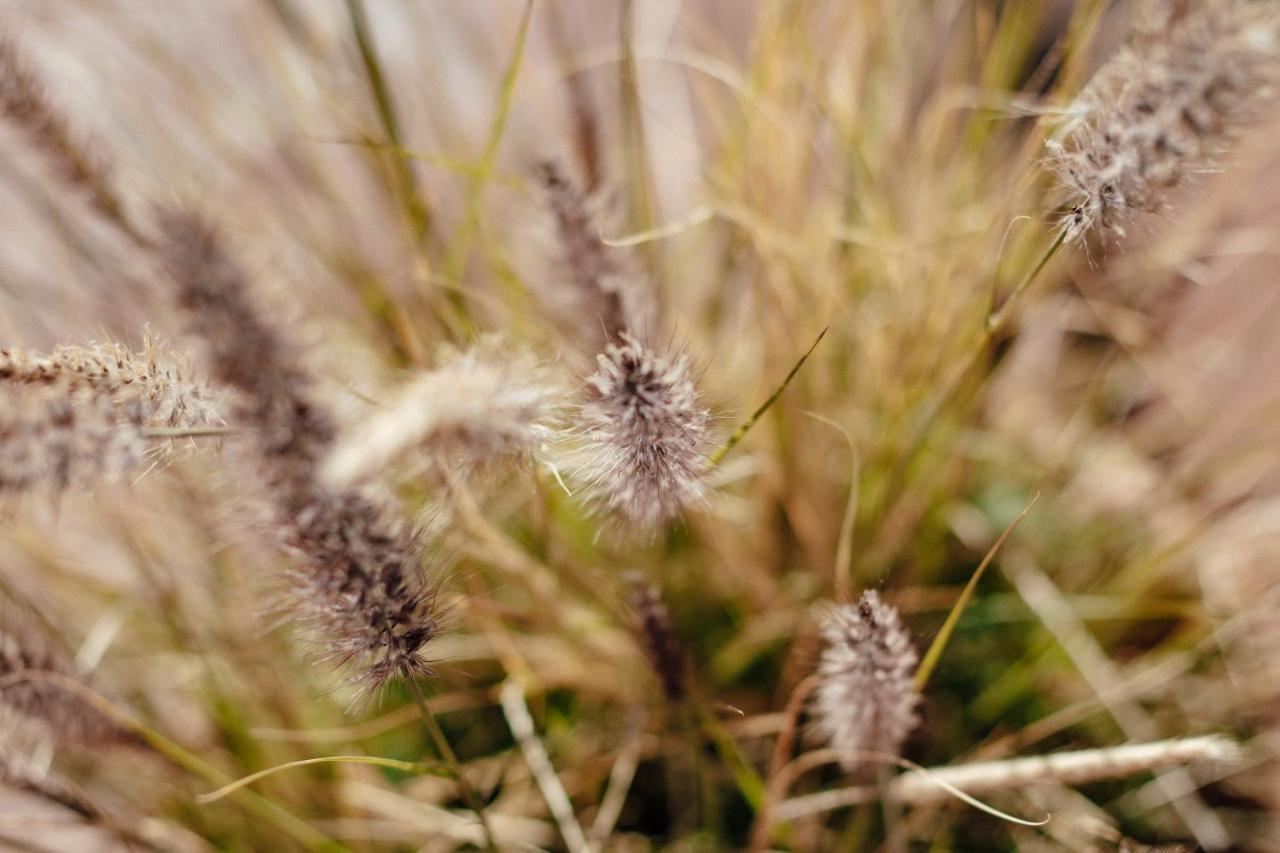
(537, 159, 652, 348)
(1048, 1, 1280, 241)
(811, 591, 920, 775)
(0, 612, 131, 746)
(321, 341, 561, 488)
(577, 333, 710, 530)
(626, 574, 686, 701)
(0, 390, 148, 497)
(0, 338, 223, 429)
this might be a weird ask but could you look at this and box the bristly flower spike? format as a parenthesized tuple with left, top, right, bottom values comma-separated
(811, 591, 920, 775)
(320, 341, 560, 489)
(1048, 1, 1280, 241)
(625, 573, 686, 701)
(0, 337, 223, 429)
(577, 333, 710, 530)
(537, 160, 651, 349)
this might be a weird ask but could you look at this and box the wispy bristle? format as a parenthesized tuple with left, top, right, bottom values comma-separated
(156, 208, 441, 692)
(537, 160, 650, 347)
(284, 492, 440, 692)
(626, 574, 685, 701)
(1048, 1, 1280, 241)
(0, 390, 147, 497)
(810, 591, 920, 775)
(0, 611, 130, 746)
(320, 342, 560, 489)
(576, 333, 709, 530)
(0, 38, 132, 234)
(0, 337, 223, 428)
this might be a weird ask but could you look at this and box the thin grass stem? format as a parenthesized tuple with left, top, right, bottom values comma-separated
(406, 678, 498, 853)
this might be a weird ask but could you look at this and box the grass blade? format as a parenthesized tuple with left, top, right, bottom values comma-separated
(197, 755, 453, 804)
(708, 325, 829, 467)
(914, 493, 1038, 692)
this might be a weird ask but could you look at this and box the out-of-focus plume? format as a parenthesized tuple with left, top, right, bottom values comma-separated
(575, 333, 709, 530)
(537, 160, 652, 348)
(156, 208, 333, 496)
(810, 591, 920, 775)
(625, 574, 685, 701)
(0, 38, 136, 239)
(321, 340, 561, 489)
(0, 390, 147, 497)
(0, 611, 131, 746)
(156, 208, 441, 693)
(1047, 1, 1280, 241)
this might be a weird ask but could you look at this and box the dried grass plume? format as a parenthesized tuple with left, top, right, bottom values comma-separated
(321, 341, 560, 489)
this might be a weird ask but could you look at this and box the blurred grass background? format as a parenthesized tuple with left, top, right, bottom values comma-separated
(1, 0, 1278, 850)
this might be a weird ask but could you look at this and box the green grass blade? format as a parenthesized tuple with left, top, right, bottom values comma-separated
(197, 755, 453, 804)
(708, 325, 828, 467)
(914, 493, 1038, 692)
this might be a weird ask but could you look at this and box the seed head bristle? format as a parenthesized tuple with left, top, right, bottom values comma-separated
(0, 337, 223, 429)
(1048, 1, 1280, 241)
(0, 389, 148, 497)
(156, 207, 441, 692)
(626, 574, 685, 701)
(283, 492, 441, 694)
(576, 333, 710, 530)
(537, 159, 651, 347)
(811, 591, 920, 775)
(321, 341, 561, 489)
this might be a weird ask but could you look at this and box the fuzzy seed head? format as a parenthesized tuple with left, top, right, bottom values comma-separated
(282, 491, 441, 694)
(0, 38, 127, 228)
(0, 337, 223, 429)
(537, 160, 652, 348)
(156, 208, 334, 490)
(157, 208, 442, 693)
(1048, 1, 1280, 241)
(577, 334, 710, 530)
(0, 390, 148, 497)
(811, 591, 920, 775)
(321, 343, 560, 489)
(626, 575, 685, 701)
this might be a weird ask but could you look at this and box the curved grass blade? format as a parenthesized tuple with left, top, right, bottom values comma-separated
(914, 493, 1038, 692)
(197, 755, 453, 804)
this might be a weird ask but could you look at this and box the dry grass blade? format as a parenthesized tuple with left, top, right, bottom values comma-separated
(500, 680, 590, 853)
